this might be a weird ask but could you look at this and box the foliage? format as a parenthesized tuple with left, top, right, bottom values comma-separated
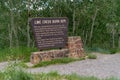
(66, 74, 98, 80)
(2, 63, 33, 80)
(87, 53, 97, 59)
(0, 0, 120, 50)
(85, 47, 120, 54)
(0, 47, 38, 62)
(117, 48, 120, 53)
(28, 72, 120, 80)
(0, 66, 119, 80)
(109, 48, 117, 54)
(85, 47, 111, 54)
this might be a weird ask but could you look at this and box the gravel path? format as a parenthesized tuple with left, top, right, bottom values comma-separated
(0, 53, 120, 79)
(27, 53, 120, 79)
(0, 62, 8, 71)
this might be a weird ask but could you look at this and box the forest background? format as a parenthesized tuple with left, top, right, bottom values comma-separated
(0, 0, 120, 51)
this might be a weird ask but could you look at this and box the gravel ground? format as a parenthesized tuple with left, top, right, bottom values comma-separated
(0, 62, 8, 71)
(27, 53, 120, 79)
(0, 53, 120, 79)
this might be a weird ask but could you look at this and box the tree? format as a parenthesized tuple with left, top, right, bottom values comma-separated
(0, 0, 120, 49)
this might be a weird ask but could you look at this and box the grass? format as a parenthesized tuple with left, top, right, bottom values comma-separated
(1, 63, 34, 80)
(0, 66, 119, 80)
(34, 72, 101, 80)
(0, 46, 98, 68)
(0, 47, 119, 80)
(85, 47, 120, 54)
(117, 48, 120, 53)
(109, 48, 118, 54)
(85, 47, 110, 54)
(0, 46, 89, 68)
(0, 47, 38, 62)
(87, 53, 97, 59)
(32, 72, 120, 80)
(0, 46, 87, 68)
(33, 57, 85, 67)
(0, 46, 119, 63)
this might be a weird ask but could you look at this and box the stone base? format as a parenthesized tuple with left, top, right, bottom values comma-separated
(68, 36, 85, 58)
(30, 36, 85, 64)
(30, 49, 69, 64)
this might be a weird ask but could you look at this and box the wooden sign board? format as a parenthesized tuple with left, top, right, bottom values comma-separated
(30, 17, 68, 50)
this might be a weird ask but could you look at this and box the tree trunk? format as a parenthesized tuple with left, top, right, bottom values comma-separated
(10, 10, 14, 48)
(8, 24, 13, 48)
(9, 0, 19, 47)
(89, 8, 98, 45)
(112, 27, 115, 48)
(72, 0, 75, 35)
(84, 31, 88, 46)
(119, 35, 120, 48)
(27, 22, 31, 47)
(27, 1, 31, 47)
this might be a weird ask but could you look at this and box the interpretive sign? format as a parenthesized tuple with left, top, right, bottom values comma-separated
(30, 17, 68, 50)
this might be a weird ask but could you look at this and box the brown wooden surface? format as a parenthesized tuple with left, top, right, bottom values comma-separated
(30, 17, 68, 50)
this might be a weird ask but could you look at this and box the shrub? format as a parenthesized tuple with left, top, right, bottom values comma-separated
(3, 63, 33, 80)
(109, 48, 117, 54)
(0, 47, 38, 62)
(84, 47, 110, 54)
(87, 54, 97, 59)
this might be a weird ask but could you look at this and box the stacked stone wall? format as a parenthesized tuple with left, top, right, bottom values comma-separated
(68, 36, 84, 58)
(31, 36, 85, 64)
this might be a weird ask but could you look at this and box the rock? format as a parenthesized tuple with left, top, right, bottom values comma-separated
(30, 49, 69, 64)
(30, 36, 85, 64)
(68, 36, 85, 58)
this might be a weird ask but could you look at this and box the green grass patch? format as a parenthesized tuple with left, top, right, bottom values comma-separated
(0, 46, 38, 62)
(34, 72, 65, 80)
(84, 47, 111, 54)
(33, 57, 85, 67)
(34, 72, 100, 80)
(34, 72, 120, 80)
(84, 47, 120, 54)
(117, 48, 120, 53)
(66, 74, 98, 80)
(109, 48, 118, 54)
(1, 64, 34, 80)
(87, 53, 97, 59)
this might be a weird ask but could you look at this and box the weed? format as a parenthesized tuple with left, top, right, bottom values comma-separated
(109, 48, 117, 54)
(0, 47, 38, 62)
(0, 65, 119, 80)
(87, 54, 97, 59)
(2, 62, 33, 80)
